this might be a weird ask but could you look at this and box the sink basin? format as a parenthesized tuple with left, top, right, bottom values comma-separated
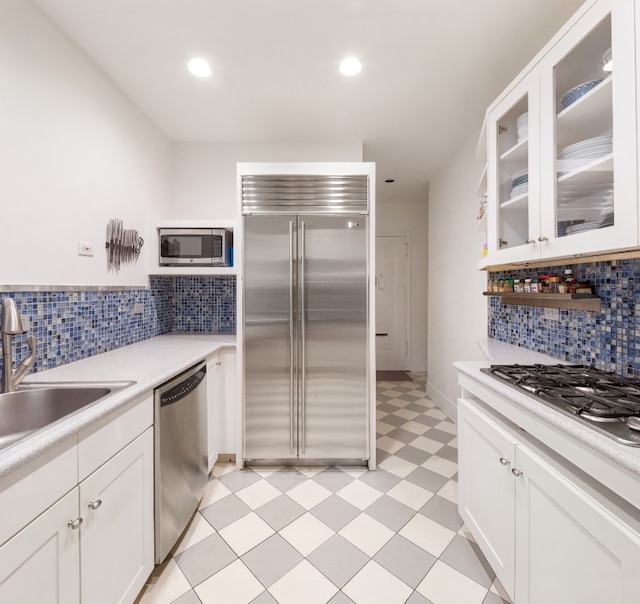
(0, 381, 134, 452)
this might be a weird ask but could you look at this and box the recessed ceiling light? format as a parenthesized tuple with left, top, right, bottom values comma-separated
(187, 58, 212, 78)
(339, 57, 362, 76)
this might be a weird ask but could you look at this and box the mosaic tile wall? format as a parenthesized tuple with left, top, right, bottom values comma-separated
(0, 276, 236, 377)
(488, 259, 640, 375)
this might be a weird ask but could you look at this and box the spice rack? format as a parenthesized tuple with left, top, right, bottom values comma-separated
(483, 291, 600, 311)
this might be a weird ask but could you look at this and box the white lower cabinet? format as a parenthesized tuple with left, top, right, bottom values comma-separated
(0, 489, 80, 604)
(207, 347, 236, 469)
(458, 397, 640, 604)
(0, 395, 154, 604)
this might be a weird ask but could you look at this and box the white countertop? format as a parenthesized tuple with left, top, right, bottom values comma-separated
(454, 360, 640, 481)
(477, 338, 566, 365)
(0, 334, 236, 478)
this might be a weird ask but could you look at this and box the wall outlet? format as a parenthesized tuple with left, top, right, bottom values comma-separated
(78, 242, 94, 256)
(133, 303, 144, 315)
(543, 307, 560, 321)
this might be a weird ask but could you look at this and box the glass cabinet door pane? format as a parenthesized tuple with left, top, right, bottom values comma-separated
(496, 95, 530, 251)
(554, 14, 613, 239)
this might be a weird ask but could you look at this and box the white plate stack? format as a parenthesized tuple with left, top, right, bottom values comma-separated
(599, 192, 614, 229)
(558, 133, 612, 175)
(509, 168, 528, 199)
(516, 112, 528, 143)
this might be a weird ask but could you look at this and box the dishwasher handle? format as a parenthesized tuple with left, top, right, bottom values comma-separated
(160, 367, 207, 407)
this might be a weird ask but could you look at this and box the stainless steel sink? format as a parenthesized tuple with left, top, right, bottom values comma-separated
(0, 381, 134, 452)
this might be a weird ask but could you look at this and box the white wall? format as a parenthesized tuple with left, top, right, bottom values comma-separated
(377, 200, 429, 372)
(169, 142, 363, 219)
(427, 133, 488, 420)
(0, 0, 171, 287)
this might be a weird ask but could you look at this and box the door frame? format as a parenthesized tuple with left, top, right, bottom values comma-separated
(375, 231, 412, 370)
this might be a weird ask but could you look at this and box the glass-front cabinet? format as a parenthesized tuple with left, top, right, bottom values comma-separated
(483, 0, 638, 267)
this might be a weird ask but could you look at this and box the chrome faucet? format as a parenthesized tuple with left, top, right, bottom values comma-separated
(1, 298, 36, 393)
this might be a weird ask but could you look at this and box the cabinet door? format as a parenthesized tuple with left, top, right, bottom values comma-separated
(514, 446, 640, 604)
(538, 0, 637, 257)
(486, 72, 541, 264)
(457, 399, 517, 600)
(207, 351, 221, 469)
(0, 489, 80, 604)
(219, 347, 236, 456)
(80, 428, 154, 604)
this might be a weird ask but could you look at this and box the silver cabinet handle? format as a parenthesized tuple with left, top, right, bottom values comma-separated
(511, 468, 523, 477)
(289, 220, 295, 456)
(88, 499, 102, 510)
(499, 457, 510, 466)
(68, 517, 83, 530)
(525, 238, 535, 244)
(538, 236, 548, 242)
(300, 220, 307, 456)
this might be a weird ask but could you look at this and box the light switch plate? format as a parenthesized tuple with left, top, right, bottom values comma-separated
(543, 307, 560, 321)
(133, 303, 144, 315)
(78, 242, 94, 256)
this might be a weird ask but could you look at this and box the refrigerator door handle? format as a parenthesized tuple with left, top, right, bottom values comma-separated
(300, 220, 306, 455)
(289, 220, 295, 455)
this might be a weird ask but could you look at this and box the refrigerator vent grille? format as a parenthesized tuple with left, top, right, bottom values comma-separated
(242, 175, 368, 213)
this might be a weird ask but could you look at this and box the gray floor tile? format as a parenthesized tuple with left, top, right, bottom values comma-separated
(170, 590, 202, 604)
(217, 468, 262, 492)
(242, 534, 304, 588)
(357, 468, 402, 493)
(312, 468, 357, 493)
(328, 592, 355, 604)
(376, 448, 392, 463)
(418, 495, 463, 532)
(394, 445, 432, 465)
(374, 534, 436, 588)
(380, 414, 408, 427)
(411, 415, 441, 427)
(404, 402, 431, 413)
(423, 428, 456, 444)
(483, 592, 510, 604)
(404, 466, 449, 493)
(378, 402, 400, 414)
(200, 494, 252, 530)
(440, 535, 495, 589)
(251, 591, 278, 604)
(436, 445, 458, 463)
(364, 495, 414, 532)
(405, 592, 434, 604)
(307, 534, 369, 588)
(386, 427, 420, 444)
(310, 495, 361, 532)
(264, 468, 309, 492)
(376, 394, 392, 402)
(174, 533, 236, 587)
(254, 493, 306, 531)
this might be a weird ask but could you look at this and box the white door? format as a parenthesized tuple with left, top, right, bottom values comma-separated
(375, 234, 409, 370)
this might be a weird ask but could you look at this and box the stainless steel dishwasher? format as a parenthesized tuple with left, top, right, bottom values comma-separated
(154, 361, 208, 563)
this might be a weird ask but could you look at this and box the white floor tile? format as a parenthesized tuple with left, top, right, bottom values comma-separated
(376, 421, 396, 435)
(410, 436, 445, 454)
(438, 479, 459, 504)
(377, 436, 405, 454)
(172, 512, 216, 556)
(377, 454, 417, 478)
(286, 479, 332, 509)
(343, 560, 413, 604)
(448, 436, 459, 448)
(490, 576, 513, 602)
(336, 465, 369, 477)
(235, 479, 281, 510)
(136, 559, 191, 604)
(399, 514, 455, 557)
(195, 559, 265, 604)
(425, 408, 448, 420)
(336, 480, 384, 510)
(198, 479, 232, 509)
(435, 420, 458, 435)
(339, 514, 395, 557)
(422, 456, 458, 478)
(394, 408, 420, 420)
(401, 420, 431, 435)
(279, 512, 335, 556)
(269, 560, 339, 604)
(218, 512, 274, 556)
(251, 465, 285, 477)
(386, 480, 434, 511)
(416, 560, 487, 604)
(211, 463, 236, 478)
(295, 466, 328, 477)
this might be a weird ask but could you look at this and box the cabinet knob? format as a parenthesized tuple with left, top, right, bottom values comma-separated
(216, 361, 222, 366)
(525, 238, 536, 244)
(537, 236, 549, 242)
(499, 457, 511, 466)
(511, 468, 524, 477)
(88, 499, 103, 511)
(67, 517, 83, 530)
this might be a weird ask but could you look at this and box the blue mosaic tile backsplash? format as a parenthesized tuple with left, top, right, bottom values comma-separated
(0, 276, 236, 377)
(488, 259, 640, 376)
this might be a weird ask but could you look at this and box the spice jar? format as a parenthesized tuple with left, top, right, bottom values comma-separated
(514, 279, 524, 293)
(524, 278, 532, 293)
(548, 276, 563, 293)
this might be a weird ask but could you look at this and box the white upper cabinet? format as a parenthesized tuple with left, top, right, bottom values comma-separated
(483, 0, 638, 267)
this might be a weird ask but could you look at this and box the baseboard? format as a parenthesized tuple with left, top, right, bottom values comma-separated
(216, 453, 236, 464)
(426, 381, 457, 423)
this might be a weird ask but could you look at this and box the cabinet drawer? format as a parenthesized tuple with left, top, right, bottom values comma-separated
(0, 439, 77, 547)
(78, 394, 152, 481)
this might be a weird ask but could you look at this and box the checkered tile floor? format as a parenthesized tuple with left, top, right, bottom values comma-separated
(136, 374, 512, 604)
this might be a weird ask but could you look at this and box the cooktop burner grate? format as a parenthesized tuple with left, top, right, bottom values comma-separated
(480, 364, 640, 446)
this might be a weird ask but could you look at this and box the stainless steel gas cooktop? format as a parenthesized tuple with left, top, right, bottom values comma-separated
(481, 364, 640, 447)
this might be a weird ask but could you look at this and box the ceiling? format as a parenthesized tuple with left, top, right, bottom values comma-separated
(32, 0, 585, 204)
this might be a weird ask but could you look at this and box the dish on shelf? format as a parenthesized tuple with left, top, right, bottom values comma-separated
(565, 220, 601, 235)
(557, 133, 612, 175)
(557, 219, 585, 237)
(516, 112, 528, 142)
(560, 78, 604, 108)
(509, 183, 529, 198)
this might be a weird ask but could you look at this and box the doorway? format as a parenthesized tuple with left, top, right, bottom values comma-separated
(375, 234, 410, 370)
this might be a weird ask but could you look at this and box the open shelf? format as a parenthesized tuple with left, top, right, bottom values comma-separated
(483, 291, 600, 311)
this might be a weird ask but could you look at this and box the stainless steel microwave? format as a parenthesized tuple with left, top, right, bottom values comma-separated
(159, 228, 233, 266)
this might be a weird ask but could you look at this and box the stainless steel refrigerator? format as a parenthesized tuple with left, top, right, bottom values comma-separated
(242, 172, 371, 464)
